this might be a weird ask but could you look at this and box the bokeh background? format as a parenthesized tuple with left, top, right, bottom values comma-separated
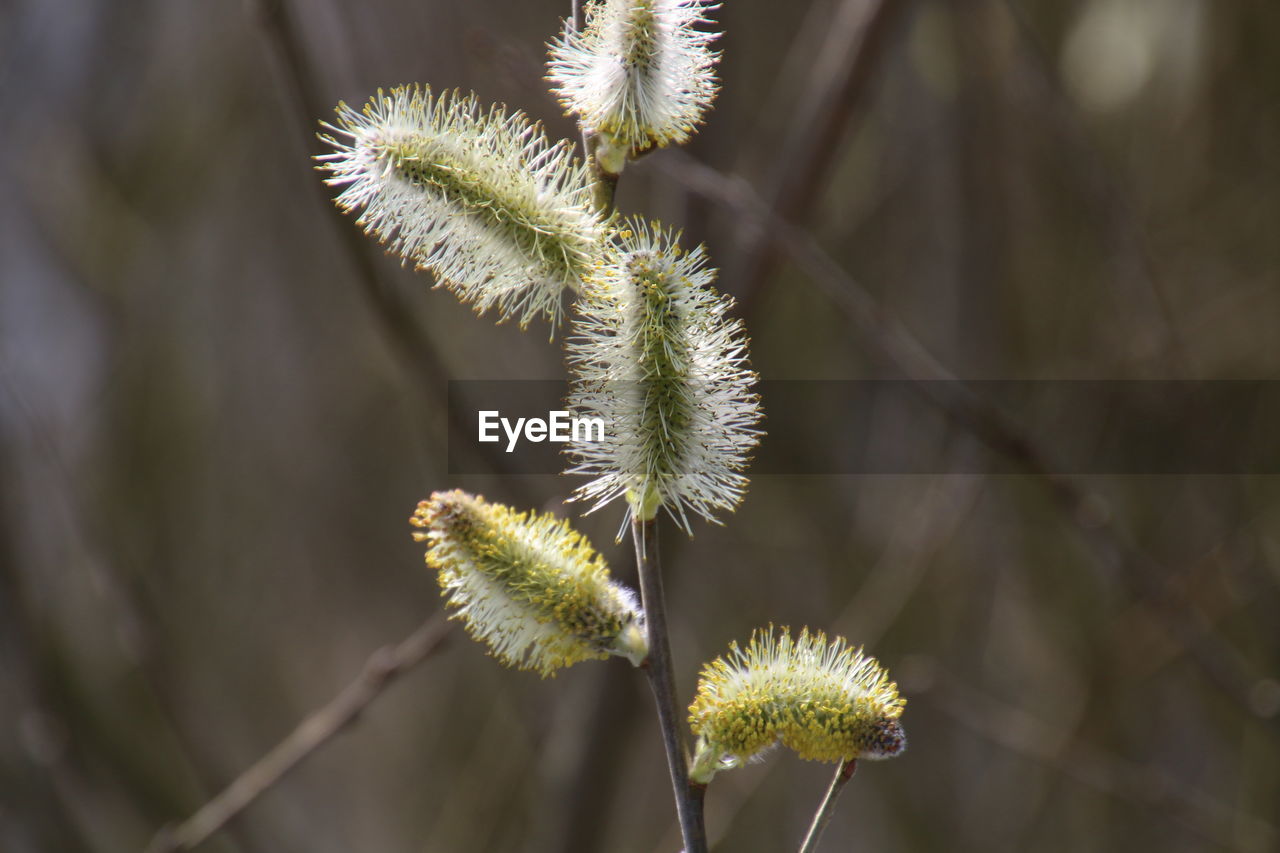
(2, 0, 1279, 851)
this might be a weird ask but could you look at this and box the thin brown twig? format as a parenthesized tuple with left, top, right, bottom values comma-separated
(653, 150, 1266, 720)
(144, 614, 451, 853)
(798, 759, 858, 853)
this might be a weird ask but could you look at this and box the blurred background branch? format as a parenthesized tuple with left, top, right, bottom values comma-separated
(145, 614, 450, 853)
(657, 149, 1265, 717)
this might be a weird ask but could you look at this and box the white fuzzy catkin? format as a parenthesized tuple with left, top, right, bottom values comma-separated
(548, 0, 720, 157)
(316, 86, 606, 328)
(565, 220, 761, 531)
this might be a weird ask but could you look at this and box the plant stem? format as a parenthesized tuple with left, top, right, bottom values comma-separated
(632, 517, 707, 853)
(583, 131, 621, 213)
(798, 758, 858, 853)
(579, 10, 692, 847)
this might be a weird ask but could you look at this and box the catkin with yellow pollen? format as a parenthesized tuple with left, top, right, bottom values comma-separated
(411, 490, 647, 677)
(688, 626, 907, 783)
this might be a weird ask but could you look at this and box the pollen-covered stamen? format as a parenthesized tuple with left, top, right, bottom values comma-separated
(620, 1, 660, 69)
(688, 626, 906, 783)
(411, 490, 647, 677)
(316, 86, 606, 328)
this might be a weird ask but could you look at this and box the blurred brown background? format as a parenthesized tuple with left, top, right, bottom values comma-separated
(2, 0, 1279, 851)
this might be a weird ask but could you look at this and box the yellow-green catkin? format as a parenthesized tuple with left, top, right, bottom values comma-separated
(688, 626, 906, 783)
(410, 490, 647, 676)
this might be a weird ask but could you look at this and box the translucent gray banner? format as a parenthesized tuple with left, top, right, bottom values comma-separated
(447, 380, 1280, 475)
